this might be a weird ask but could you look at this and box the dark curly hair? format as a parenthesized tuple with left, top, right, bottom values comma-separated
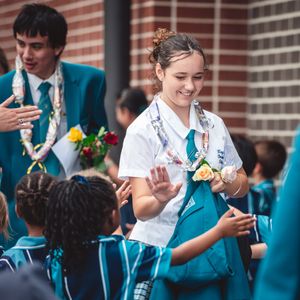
(44, 175, 118, 272)
(15, 172, 57, 227)
(149, 28, 208, 91)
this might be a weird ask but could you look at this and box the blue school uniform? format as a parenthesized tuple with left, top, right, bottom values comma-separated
(46, 235, 172, 300)
(251, 179, 276, 216)
(254, 127, 300, 300)
(248, 214, 272, 286)
(0, 245, 4, 256)
(0, 236, 47, 272)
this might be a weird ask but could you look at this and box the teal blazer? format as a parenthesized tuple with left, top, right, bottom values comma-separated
(254, 127, 300, 300)
(0, 62, 107, 247)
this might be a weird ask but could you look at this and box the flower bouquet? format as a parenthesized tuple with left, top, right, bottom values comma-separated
(68, 126, 118, 172)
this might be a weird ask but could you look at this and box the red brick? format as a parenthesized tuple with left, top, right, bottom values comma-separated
(219, 70, 248, 81)
(220, 23, 247, 35)
(221, 8, 248, 20)
(219, 55, 247, 65)
(220, 39, 248, 50)
(218, 86, 247, 97)
(177, 7, 214, 19)
(219, 102, 246, 112)
(177, 23, 214, 34)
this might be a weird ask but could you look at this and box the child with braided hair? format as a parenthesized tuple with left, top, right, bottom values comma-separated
(0, 192, 9, 256)
(0, 172, 57, 272)
(44, 175, 254, 300)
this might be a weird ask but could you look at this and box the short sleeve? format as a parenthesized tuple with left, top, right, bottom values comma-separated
(118, 117, 157, 180)
(222, 122, 243, 170)
(124, 240, 172, 282)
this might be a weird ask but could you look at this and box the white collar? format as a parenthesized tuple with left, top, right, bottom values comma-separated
(27, 72, 55, 91)
(156, 95, 205, 140)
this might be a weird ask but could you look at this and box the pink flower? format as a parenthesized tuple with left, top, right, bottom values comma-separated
(221, 166, 237, 183)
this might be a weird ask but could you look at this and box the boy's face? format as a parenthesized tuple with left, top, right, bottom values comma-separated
(16, 33, 63, 79)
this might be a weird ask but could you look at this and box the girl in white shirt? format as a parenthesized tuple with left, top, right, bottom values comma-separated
(119, 28, 250, 299)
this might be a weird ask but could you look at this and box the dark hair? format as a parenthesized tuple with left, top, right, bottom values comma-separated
(45, 176, 118, 271)
(15, 172, 57, 227)
(149, 28, 208, 91)
(231, 135, 257, 176)
(117, 88, 148, 116)
(255, 140, 287, 179)
(0, 48, 9, 74)
(13, 3, 68, 49)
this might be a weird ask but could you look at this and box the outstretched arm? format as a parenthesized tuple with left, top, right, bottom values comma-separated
(171, 208, 255, 265)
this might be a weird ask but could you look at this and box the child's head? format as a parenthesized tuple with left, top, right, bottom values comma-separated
(231, 134, 257, 176)
(45, 175, 119, 270)
(0, 192, 9, 239)
(149, 28, 208, 94)
(116, 88, 148, 129)
(15, 172, 57, 228)
(254, 140, 287, 179)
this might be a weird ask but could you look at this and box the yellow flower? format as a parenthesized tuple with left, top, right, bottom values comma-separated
(68, 127, 83, 142)
(192, 164, 215, 181)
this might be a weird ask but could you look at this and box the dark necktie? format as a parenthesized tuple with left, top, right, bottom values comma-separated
(186, 129, 197, 182)
(38, 82, 52, 142)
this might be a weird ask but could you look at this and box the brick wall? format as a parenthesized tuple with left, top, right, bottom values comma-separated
(130, 0, 249, 134)
(1, 0, 299, 147)
(248, 0, 300, 148)
(0, 0, 104, 69)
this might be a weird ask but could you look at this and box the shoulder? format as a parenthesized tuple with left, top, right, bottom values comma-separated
(61, 61, 105, 80)
(203, 109, 225, 127)
(126, 108, 153, 135)
(0, 71, 15, 102)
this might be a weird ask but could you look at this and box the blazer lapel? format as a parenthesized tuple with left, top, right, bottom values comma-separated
(63, 66, 81, 131)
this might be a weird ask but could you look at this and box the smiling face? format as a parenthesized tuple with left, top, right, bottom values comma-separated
(155, 51, 205, 111)
(16, 33, 63, 79)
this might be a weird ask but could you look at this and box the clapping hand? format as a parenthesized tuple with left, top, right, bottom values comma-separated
(145, 165, 182, 204)
(0, 95, 41, 132)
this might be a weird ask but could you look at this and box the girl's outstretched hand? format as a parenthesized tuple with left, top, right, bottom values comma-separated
(145, 165, 182, 204)
(115, 180, 131, 208)
(216, 208, 256, 238)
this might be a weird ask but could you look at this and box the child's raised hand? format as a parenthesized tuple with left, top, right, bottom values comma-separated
(145, 165, 182, 204)
(115, 180, 131, 208)
(216, 208, 256, 238)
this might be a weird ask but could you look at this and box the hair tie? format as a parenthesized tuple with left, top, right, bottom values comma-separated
(71, 175, 90, 186)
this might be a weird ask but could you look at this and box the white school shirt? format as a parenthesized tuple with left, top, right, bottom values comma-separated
(119, 96, 242, 247)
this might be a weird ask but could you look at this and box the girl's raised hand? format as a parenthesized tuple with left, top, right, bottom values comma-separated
(216, 208, 256, 238)
(145, 165, 182, 204)
(115, 180, 131, 208)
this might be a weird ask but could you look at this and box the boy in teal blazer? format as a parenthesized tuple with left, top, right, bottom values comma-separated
(0, 3, 107, 248)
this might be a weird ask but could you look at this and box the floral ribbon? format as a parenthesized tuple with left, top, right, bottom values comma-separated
(148, 94, 213, 172)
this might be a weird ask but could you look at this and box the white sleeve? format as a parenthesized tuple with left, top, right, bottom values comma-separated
(222, 122, 243, 170)
(118, 121, 157, 180)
